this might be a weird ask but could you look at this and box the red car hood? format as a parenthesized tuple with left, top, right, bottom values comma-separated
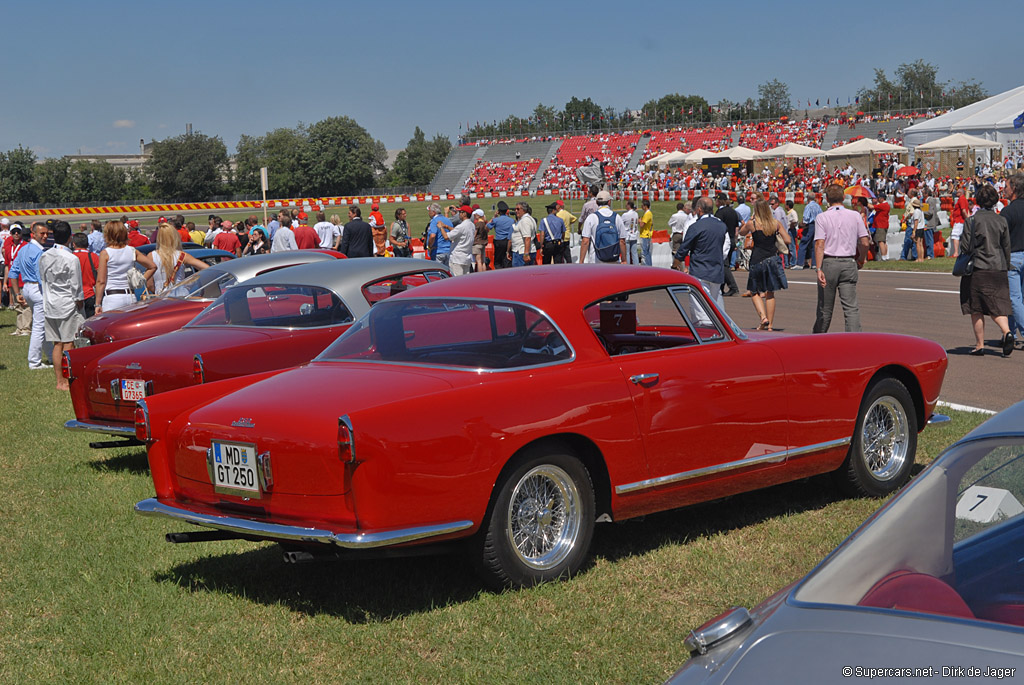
(80, 298, 207, 344)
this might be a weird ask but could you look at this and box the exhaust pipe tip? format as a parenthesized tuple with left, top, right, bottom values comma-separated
(283, 550, 317, 564)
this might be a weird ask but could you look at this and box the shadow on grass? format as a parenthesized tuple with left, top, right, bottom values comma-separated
(87, 448, 149, 475)
(149, 475, 861, 620)
(591, 474, 848, 564)
(154, 545, 481, 622)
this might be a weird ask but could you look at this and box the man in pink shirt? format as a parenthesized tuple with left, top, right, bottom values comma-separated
(813, 184, 870, 333)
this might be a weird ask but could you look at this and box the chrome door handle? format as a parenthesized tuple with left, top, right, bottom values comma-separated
(629, 373, 659, 385)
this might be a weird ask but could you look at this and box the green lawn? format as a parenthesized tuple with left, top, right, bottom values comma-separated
(0, 308, 986, 683)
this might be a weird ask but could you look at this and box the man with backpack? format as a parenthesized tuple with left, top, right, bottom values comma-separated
(579, 190, 627, 264)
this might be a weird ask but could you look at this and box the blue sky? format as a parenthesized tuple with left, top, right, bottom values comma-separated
(3, 0, 1017, 158)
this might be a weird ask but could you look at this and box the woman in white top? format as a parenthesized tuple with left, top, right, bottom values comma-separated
(148, 224, 209, 297)
(95, 220, 156, 313)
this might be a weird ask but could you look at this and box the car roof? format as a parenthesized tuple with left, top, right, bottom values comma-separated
(204, 250, 337, 280)
(393, 264, 700, 314)
(240, 257, 449, 291)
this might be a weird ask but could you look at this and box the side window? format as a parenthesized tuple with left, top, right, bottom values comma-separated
(672, 287, 725, 342)
(586, 287, 703, 356)
(362, 272, 438, 306)
(954, 446, 1024, 543)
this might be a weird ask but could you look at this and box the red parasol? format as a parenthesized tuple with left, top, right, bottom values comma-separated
(844, 185, 872, 199)
(896, 166, 920, 176)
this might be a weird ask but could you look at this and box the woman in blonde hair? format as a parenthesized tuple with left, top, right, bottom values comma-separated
(147, 223, 209, 297)
(738, 199, 791, 330)
(95, 220, 156, 312)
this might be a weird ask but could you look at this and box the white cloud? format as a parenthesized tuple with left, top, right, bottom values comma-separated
(113, 119, 135, 129)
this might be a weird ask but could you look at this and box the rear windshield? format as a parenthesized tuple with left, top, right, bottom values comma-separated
(188, 284, 353, 328)
(316, 299, 572, 369)
(159, 269, 237, 301)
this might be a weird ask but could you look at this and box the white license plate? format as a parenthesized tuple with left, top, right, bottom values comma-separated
(120, 379, 147, 402)
(210, 441, 261, 497)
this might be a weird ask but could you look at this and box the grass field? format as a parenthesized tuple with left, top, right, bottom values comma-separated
(0, 308, 986, 683)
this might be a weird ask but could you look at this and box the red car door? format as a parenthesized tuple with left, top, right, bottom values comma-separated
(592, 285, 791, 504)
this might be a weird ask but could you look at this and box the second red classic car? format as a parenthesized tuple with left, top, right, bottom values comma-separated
(65, 257, 449, 446)
(133, 266, 948, 588)
(75, 251, 340, 346)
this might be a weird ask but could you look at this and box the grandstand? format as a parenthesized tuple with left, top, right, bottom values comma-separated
(427, 114, 931, 195)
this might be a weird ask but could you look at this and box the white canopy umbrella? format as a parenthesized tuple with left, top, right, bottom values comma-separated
(914, 132, 1002, 151)
(658, 151, 688, 167)
(682, 148, 714, 163)
(718, 145, 760, 161)
(644, 152, 670, 169)
(753, 142, 826, 159)
(825, 138, 908, 157)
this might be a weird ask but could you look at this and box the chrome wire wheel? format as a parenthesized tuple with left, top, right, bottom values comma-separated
(860, 395, 910, 481)
(505, 464, 582, 570)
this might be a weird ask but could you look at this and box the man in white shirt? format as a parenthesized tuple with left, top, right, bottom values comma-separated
(441, 205, 476, 276)
(508, 202, 538, 267)
(38, 221, 84, 390)
(621, 201, 640, 264)
(667, 202, 691, 258)
(312, 211, 339, 250)
(271, 209, 298, 252)
(579, 191, 627, 264)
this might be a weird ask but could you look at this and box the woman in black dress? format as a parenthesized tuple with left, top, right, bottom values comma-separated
(960, 184, 1013, 356)
(739, 199, 791, 330)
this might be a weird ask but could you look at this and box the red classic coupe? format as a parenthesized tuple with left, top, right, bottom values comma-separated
(75, 251, 340, 347)
(65, 258, 449, 447)
(133, 265, 949, 588)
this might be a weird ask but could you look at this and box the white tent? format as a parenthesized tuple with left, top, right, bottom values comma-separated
(825, 138, 908, 157)
(657, 151, 688, 167)
(914, 132, 1003, 151)
(718, 145, 759, 161)
(644, 152, 671, 169)
(903, 85, 1024, 151)
(682, 148, 714, 163)
(753, 142, 826, 159)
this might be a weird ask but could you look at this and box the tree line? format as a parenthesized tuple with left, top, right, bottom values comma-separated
(0, 117, 451, 206)
(464, 61, 987, 139)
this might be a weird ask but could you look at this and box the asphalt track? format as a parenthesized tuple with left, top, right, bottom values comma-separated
(722, 268, 1023, 414)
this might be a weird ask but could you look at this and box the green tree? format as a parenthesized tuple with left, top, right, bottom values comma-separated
(0, 146, 38, 203)
(757, 79, 792, 119)
(69, 160, 126, 204)
(33, 157, 72, 205)
(857, 60, 987, 112)
(639, 93, 710, 126)
(146, 132, 229, 200)
(563, 97, 603, 130)
(302, 116, 386, 196)
(123, 167, 152, 202)
(388, 127, 451, 187)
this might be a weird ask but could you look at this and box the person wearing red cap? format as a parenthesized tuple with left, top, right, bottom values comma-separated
(439, 205, 475, 275)
(126, 220, 149, 248)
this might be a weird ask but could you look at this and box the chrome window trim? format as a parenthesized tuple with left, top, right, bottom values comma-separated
(615, 437, 852, 495)
(315, 297, 576, 371)
(135, 498, 473, 549)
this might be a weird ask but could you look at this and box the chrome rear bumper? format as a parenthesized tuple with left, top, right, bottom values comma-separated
(134, 498, 474, 549)
(65, 419, 135, 437)
(927, 413, 951, 426)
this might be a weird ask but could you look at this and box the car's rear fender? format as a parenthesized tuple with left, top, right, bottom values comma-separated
(67, 338, 139, 418)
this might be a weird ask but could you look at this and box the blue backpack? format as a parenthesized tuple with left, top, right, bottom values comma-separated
(592, 211, 620, 262)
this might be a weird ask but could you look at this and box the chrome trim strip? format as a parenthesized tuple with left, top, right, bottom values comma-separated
(134, 498, 473, 549)
(615, 437, 852, 495)
(927, 413, 951, 425)
(64, 419, 135, 437)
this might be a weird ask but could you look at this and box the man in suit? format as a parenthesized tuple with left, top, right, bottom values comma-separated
(339, 206, 373, 258)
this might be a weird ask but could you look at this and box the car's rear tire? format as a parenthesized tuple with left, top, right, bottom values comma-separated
(834, 377, 918, 497)
(474, 451, 595, 589)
